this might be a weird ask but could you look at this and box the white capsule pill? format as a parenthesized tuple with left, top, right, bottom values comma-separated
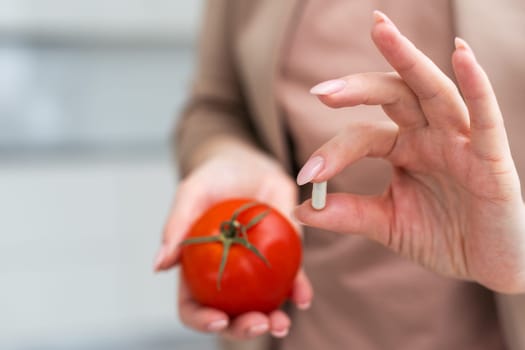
(312, 181, 327, 210)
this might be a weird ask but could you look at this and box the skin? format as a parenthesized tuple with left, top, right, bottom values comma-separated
(295, 12, 525, 294)
(156, 10, 525, 341)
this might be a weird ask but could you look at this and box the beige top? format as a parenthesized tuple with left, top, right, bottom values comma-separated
(178, 1, 525, 349)
(275, 1, 504, 349)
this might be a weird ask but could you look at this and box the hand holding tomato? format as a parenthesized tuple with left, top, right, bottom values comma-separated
(155, 138, 313, 339)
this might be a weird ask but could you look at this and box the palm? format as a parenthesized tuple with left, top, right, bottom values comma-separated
(190, 147, 298, 216)
(386, 127, 519, 282)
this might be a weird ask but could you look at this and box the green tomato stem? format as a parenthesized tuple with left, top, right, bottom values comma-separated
(180, 201, 272, 290)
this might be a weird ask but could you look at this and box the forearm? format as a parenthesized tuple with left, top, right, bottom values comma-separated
(175, 0, 262, 177)
(174, 96, 264, 176)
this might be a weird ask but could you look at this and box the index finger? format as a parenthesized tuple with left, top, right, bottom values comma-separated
(371, 11, 469, 131)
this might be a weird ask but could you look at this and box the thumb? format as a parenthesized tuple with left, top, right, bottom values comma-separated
(154, 179, 210, 271)
(294, 192, 392, 246)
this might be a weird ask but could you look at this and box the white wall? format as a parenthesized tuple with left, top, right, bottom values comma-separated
(0, 155, 211, 348)
(0, 2, 210, 348)
(0, 157, 168, 339)
(0, 0, 204, 42)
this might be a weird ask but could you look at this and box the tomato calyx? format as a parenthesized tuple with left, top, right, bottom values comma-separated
(181, 202, 271, 290)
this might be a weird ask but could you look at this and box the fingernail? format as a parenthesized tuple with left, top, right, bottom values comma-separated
(248, 323, 269, 337)
(373, 10, 393, 25)
(454, 37, 477, 63)
(297, 156, 324, 186)
(310, 79, 346, 95)
(207, 319, 228, 332)
(454, 37, 473, 53)
(153, 245, 166, 271)
(289, 209, 304, 225)
(297, 301, 311, 310)
(271, 328, 289, 338)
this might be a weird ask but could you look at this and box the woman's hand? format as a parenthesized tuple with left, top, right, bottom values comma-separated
(295, 11, 525, 294)
(155, 138, 313, 339)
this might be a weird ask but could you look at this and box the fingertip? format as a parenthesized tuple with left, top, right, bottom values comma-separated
(153, 245, 166, 272)
(180, 304, 230, 333)
(296, 156, 324, 186)
(316, 94, 350, 109)
(207, 318, 229, 332)
(292, 200, 311, 224)
(452, 39, 485, 100)
(294, 287, 313, 310)
(291, 270, 314, 310)
(454, 37, 474, 54)
(272, 328, 290, 338)
(371, 10, 398, 38)
(269, 311, 291, 338)
(225, 312, 270, 339)
(453, 37, 475, 62)
(178, 277, 231, 333)
(294, 198, 328, 225)
(310, 78, 371, 110)
(297, 301, 312, 311)
(247, 323, 270, 338)
(154, 245, 181, 272)
(373, 10, 393, 25)
(310, 79, 347, 96)
(370, 11, 401, 53)
(311, 76, 366, 109)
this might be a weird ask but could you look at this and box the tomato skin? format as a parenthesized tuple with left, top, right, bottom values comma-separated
(180, 198, 302, 317)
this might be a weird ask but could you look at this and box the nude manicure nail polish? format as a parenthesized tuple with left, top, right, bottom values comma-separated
(310, 79, 346, 95)
(208, 319, 228, 332)
(248, 323, 269, 337)
(455, 37, 472, 52)
(297, 156, 324, 185)
(297, 301, 311, 310)
(373, 10, 392, 25)
(153, 245, 166, 271)
(272, 328, 290, 338)
(454, 37, 477, 61)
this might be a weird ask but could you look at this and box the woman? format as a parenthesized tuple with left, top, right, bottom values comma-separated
(156, 1, 525, 349)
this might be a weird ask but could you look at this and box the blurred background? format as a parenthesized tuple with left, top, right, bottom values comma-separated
(0, 1, 215, 349)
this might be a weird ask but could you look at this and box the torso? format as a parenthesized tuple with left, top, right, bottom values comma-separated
(276, 1, 505, 349)
(233, 1, 507, 348)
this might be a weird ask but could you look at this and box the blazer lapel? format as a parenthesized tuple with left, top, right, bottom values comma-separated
(236, 0, 301, 168)
(235, 0, 525, 348)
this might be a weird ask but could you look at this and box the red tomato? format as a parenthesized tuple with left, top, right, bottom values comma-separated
(180, 198, 302, 317)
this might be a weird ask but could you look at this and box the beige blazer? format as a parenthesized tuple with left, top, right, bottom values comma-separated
(177, 1, 525, 349)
